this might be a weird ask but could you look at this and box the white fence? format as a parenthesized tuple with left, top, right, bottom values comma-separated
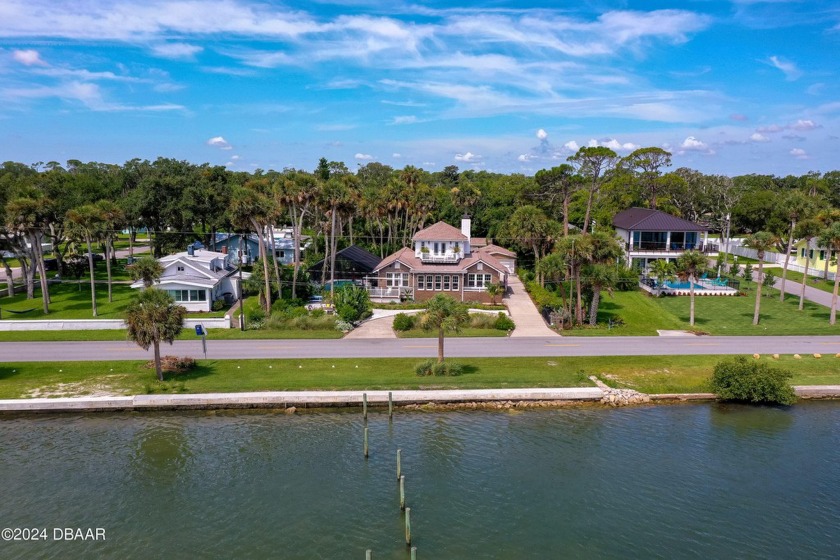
(0, 316, 232, 331)
(729, 245, 783, 264)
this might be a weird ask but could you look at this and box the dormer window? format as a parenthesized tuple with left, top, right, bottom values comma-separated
(177, 266, 185, 272)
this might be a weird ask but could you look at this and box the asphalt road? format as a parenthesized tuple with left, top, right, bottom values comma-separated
(3, 335, 840, 362)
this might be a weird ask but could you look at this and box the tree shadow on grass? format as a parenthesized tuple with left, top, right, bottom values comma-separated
(161, 362, 217, 382)
(0, 366, 22, 381)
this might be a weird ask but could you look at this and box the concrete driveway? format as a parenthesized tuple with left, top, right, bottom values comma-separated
(505, 276, 560, 337)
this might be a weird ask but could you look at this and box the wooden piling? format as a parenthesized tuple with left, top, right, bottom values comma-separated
(399, 475, 406, 510)
(364, 427, 369, 459)
(410, 547, 417, 560)
(388, 391, 393, 419)
(405, 507, 411, 546)
(396, 449, 402, 481)
(363, 393, 368, 419)
(365, 550, 372, 560)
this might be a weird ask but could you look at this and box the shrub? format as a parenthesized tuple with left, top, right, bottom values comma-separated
(335, 319, 354, 332)
(212, 299, 226, 312)
(332, 285, 371, 323)
(468, 313, 496, 329)
(415, 359, 462, 376)
(762, 270, 777, 291)
(310, 308, 325, 318)
(144, 356, 196, 374)
(415, 359, 434, 376)
(741, 263, 753, 282)
(393, 313, 416, 331)
(710, 356, 796, 405)
(494, 312, 515, 331)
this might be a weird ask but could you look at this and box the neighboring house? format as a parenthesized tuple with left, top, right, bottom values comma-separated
(308, 244, 382, 284)
(130, 245, 247, 312)
(214, 229, 311, 266)
(613, 208, 717, 270)
(368, 217, 513, 303)
(793, 238, 836, 278)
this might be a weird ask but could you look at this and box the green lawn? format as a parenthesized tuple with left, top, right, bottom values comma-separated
(776, 268, 838, 295)
(0, 282, 228, 321)
(565, 284, 839, 336)
(1, 354, 837, 399)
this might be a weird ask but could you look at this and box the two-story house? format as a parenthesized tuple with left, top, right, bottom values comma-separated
(130, 245, 246, 312)
(368, 217, 515, 303)
(613, 208, 717, 271)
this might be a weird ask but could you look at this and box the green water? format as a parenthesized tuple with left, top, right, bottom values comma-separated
(1, 403, 839, 559)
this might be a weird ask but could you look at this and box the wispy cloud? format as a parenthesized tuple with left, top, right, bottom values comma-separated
(354, 153, 373, 160)
(768, 55, 802, 80)
(150, 43, 203, 60)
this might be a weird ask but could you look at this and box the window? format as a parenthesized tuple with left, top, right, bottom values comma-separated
(452, 275, 460, 291)
(801, 248, 807, 258)
(477, 263, 483, 271)
(177, 266, 185, 272)
(820, 250, 827, 261)
(276, 250, 285, 259)
(416, 275, 424, 290)
(809, 249, 814, 260)
(435, 275, 442, 290)
(167, 289, 207, 302)
(467, 274, 492, 288)
(385, 273, 409, 288)
(443, 276, 450, 290)
(395, 262, 401, 270)
(425, 275, 433, 290)
(434, 242, 441, 254)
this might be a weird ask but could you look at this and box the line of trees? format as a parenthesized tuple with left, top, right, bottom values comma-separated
(3, 152, 840, 321)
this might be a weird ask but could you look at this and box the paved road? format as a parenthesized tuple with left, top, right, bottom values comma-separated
(3, 335, 840, 362)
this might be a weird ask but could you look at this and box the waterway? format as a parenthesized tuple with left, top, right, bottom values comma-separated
(1, 403, 839, 559)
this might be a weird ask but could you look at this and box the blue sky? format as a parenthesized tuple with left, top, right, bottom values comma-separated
(1, 0, 838, 176)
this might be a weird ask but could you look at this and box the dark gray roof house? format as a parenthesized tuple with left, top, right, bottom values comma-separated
(613, 207, 717, 269)
(308, 245, 382, 283)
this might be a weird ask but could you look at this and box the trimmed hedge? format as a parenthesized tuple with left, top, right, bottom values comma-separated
(710, 356, 796, 405)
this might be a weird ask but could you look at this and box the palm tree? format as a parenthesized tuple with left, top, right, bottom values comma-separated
(485, 282, 504, 305)
(818, 222, 840, 325)
(423, 294, 469, 364)
(794, 219, 822, 310)
(95, 199, 125, 303)
(674, 250, 708, 327)
(649, 259, 675, 288)
(584, 231, 624, 325)
(744, 231, 779, 325)
(125, 288, 187, 381)
(555, 234, 593, 325)
(66, 204, 105, 317)
(777, 191, 815, 302)
(128, 255, 163, 288)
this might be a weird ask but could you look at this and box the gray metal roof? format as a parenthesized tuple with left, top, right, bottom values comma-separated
(612, 208, 708, 232)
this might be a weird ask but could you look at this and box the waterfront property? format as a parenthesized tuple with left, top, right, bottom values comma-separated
(614, 207, 718, 271)
(367, 216, 515, 303)
(130, 246, 246, 312)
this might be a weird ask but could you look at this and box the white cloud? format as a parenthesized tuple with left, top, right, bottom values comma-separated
(750, 132, 770, 142)
(600, 138, 638, 151)
(518, 154, 538, 162)
(454, 151, 480, 162)
(536, 128, 548, 140)
(678, 136, 714, 155)
(206, 136, 232, 150)
(12, 49, 46, 66)
(392, 153, 401, 158)
(231, 155, 241, 161)
(790, 148, 808, 159)
(768, 55, 802, 81)
(791, 119, 819, 131)
(0, 80, 184, 112)
(150, 43, 203, 60)
(563, 140, 580, 152)
(354, 153, 373, 160)
(587, 138, 599, 147)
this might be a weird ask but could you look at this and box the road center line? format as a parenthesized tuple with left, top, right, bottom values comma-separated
(403, 345, 435, 348)
(545, 344, 581, 347)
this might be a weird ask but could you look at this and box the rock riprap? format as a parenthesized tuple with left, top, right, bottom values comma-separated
(589, 376, 651, 407)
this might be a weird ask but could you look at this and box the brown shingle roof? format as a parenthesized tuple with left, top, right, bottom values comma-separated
(412, 221, 468, 241)
(475, 244, 516, 258)
(612, 208, 708, 232)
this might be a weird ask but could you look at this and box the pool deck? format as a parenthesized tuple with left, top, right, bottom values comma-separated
(0, 386, 838, 414)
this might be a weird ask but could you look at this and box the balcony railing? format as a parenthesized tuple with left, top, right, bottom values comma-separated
(367, 287, 414, 300)
(628, 243, 719, 254)
(419, 253, 461, 263)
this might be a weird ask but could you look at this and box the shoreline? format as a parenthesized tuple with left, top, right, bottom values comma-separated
(1, 385, 838, 415)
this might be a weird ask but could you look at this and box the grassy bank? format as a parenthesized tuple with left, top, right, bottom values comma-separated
(1, 354, 838, 399)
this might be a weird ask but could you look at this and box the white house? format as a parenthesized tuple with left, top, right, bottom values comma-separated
(613, 207, 718, 270)
(130, 246, 247, 312)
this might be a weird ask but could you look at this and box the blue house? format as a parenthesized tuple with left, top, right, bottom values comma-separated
(213, 229, 311, 266)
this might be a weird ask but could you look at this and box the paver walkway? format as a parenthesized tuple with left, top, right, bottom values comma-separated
(505, 275, 560, 337)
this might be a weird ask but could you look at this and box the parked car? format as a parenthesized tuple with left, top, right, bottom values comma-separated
(83, 252, 104, 262)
